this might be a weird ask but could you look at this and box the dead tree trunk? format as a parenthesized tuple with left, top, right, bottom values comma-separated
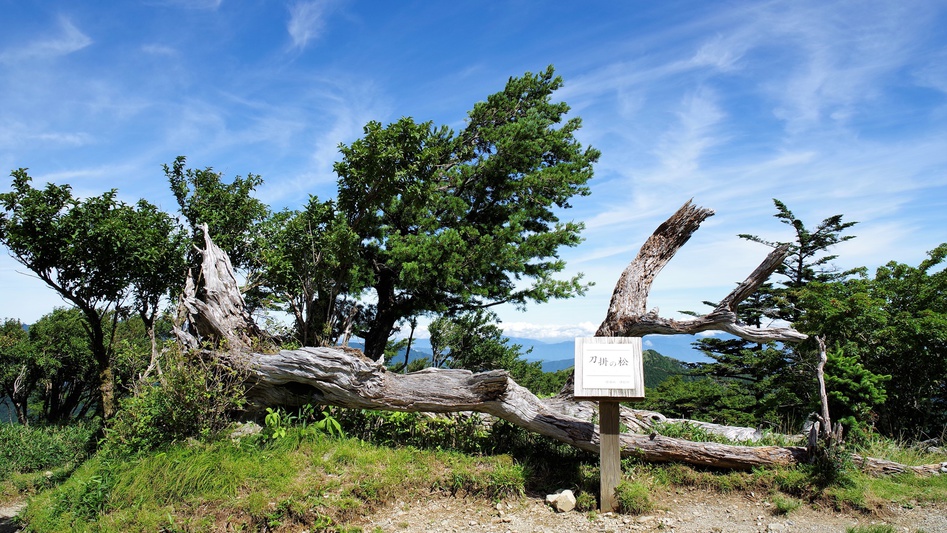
(174, 223, 265, 352)
(187, 201, 945, 476)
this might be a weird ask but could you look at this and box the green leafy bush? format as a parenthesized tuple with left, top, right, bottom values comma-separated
(103, 347, 247, 456)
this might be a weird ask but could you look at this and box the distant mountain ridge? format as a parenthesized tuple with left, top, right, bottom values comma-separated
(371, 335, 697, 390)
(507, 334, 710, 365)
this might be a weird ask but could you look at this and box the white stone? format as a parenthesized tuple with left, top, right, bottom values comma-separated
(545, 489, 577, 513)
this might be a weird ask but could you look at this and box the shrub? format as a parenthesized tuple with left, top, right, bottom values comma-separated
(615, 480, 652, 515)
(103, 347, 247, 455)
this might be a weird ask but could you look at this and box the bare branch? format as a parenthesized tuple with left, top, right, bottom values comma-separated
(596, 201, 807, 343)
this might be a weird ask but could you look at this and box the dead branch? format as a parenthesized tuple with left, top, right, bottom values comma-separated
(596, 200, 806, 342)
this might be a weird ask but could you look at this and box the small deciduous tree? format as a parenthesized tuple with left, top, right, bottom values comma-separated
(165, 156, 268, 275)
(27, 308, 99, 422)
(252, 196, 365, 347)
(0, 170, 186, 418)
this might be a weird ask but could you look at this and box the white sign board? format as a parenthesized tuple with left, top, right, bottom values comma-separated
(574, 337, 644, 400)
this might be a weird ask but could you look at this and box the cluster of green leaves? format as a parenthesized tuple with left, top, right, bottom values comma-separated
(261, 405, 344, 443)
(165, 156, 267, 274)
(0, 171, 187, 418)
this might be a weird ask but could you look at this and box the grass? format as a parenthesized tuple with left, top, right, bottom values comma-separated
(615, 480, 652, 515)
(771, 494, 802, 515)
(21, 427, 529, 532)
(846, 526, 898, 533)
(0, 421, 98, 501)
(8, 412, 947, 531)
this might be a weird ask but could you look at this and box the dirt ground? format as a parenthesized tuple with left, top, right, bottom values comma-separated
(364, 487, 947, 533)
(3, 488, 944, 532)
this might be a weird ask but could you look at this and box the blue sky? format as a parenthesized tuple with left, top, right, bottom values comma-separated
(2, 0, 946, 342)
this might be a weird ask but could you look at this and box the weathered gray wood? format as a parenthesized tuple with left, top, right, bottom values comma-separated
(599, 401, 621, 512)
(244, 345, 947, 474)
(815, 336, 832, 439)
(242, 346, 814, 469)
(596, 200, 805, 342)
(174, 223, 264, 351)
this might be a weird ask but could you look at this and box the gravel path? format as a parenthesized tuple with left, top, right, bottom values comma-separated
(365, 489, 947, 533)
(3, 489, 944, 532)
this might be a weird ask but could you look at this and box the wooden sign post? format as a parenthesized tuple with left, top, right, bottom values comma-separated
(574, 337, 644, 512)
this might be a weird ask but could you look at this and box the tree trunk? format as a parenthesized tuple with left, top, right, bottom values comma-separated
(188, 200, 945, 476)
(174, 223, 264, 351)
(815, 336, 832, 439)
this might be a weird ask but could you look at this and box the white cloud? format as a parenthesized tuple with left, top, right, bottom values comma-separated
(0, 120, 93, 150)
(753, 1, 923, 134)
(0, 16, 92, 64)
(651, 88, 725, 181)
(141, 44, 177, 56)
(498, 321, 598, 341)
(287, 1, 331, 50)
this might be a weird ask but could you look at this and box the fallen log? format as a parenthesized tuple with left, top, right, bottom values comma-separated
(183, 200, 944, 476)
(242, 345, 947, 474)
(243, 345, 811, 469)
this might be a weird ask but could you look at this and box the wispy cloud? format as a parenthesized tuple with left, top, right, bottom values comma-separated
(0, 120, 93, 149)
(287, 1, 332, 50)
(141, 44, 177, 56)
(753, 1, 925, 134)
(145, 0, 223, 9)
(0, 16, 92, 64)
(651, 88, 725, 182)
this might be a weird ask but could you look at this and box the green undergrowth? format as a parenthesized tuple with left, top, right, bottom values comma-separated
(0, 421, 99, 501)
(22, 427, 527, 532)
(10, 410, 947, 530)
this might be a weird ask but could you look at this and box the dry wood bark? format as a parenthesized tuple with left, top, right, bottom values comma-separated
(185, 201, 943, 476)
(174, 223, 264, 351)
(596, 200, 805, 342)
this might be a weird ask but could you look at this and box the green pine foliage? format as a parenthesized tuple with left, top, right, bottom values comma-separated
(798, 244, 947, 439)
(336, 66, 599, 359)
